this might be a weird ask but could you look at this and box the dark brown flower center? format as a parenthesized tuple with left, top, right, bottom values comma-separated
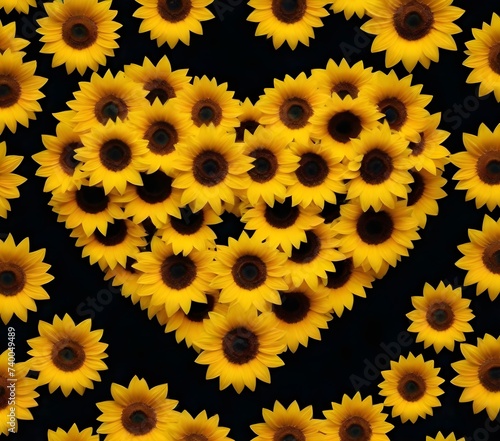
(161, 255, 197, 289)
(360, 149, 393, 184)
(222, 327, 259, 364)
(272, 0, 306, 23)
(144, 121, 178, 155)
(409, 133, 425, 156)
(99, 139, 132, 171)
(193, 151, 228, 186)
(185, 435, 208, 441)
(273, 291, 310, 323)
(235, 120, 260, 142)
(476, 151, 500, 185)
(192, 99, 223, 127)
(273, 426, 306, 441)
(264, 198, 300, 228)
(332, 82, 359, 99)
(393, 0, 434, 41)
(170, 206, 205, 235)
(232, 255, 267, 289)
(0, 376, 8, 410)
(94, 219, 128, 246)
(62, 15, 98, 49)
(75, 185, 109, 214)
(407, 170, 424, 206)
(482, 241, 500, 274)
(144, 79, 176, 104)
(339, 416, 372, 441)
(488, 42, 500, 75)
(397, 372, 426, 401)
(378, 98, 407, 131)
(95, 96, 128, 124)
(296, 152, 329, 187)
(325, 258, 353, 289)
(51, 338, 86, 372)
(248, 148, 278, 183)
(289, 230, 320, 263)
(121, 402, 157, 435)
(356, 209, 394, 245)
(328, 111, 362, 143)
(186, 294, 215, 322)
(137, 171, 173, 204)
(59, 141, 82, 175)
(479, 359, 500, 392)
(158, 0, 192, 22)
(279, 98, 312, 129)
(0, 263, 26, 296)
(0, 75, 20, 108)
(426, 301, 454, 331)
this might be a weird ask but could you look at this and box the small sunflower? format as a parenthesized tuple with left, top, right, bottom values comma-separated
(0, 141, 25, 219)
(452, 334, 500, 420)
(0, 20, 29, 54)
(37, 0, 121, 75)
(97, 376, 179, 441)
(407, 281, 474, 353)
(195, 305, 286, 393)
(134, 0, 214, 48)
(235, 98, 264, 142)
(0, 49, 47, 134)
(48, 424, 99, 441)
(0, 234, 53, 324)
(321, 392, 394, 441)
(452, 123, 500, 211)
(379, 352, 444, 423)
(426, 433, 465, 441)
(247, 0, 330, 50)
(456, 214, 500, 301)
(361, 0, 464, 72)
(169, 410, 233, 441)
(0, 0, 36, 14)
(251, 401, 324, 441)
(330, 0, 366, 20)
(0, 349, 38, 435)
(27, 314, 108, 397)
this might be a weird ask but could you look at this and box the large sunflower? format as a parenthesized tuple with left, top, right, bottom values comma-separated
(407, 281, 474, 353)
(0, 0, 36, 14)
(195, 305, 286, 393)
(251, 401, 324, 441)
(247, 0, 330, 50)
(0, 234, 53, 324)
(361, 0, 464, 72)
(169, 410, 233, 441)
(134, 0, 214, 48)
(27, 314, 108, 397)
(0, 20, 29, 54)
(379, 353, 444, 423)
(48, 424, 99, 441)
(456, 214, 500, 301)
(451, 334, 500, 420)
(0, 49, 46, 134)
(321, 392, 394, 441)
(0, 141, 25, 219)
(37, 0, 121, 75)
(96, 376, 179, 440)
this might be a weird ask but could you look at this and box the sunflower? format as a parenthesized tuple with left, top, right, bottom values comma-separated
(171, 76, 241, 130)
(195, 305, 286, 393)
(333, 201, 420, 274)
(27, 314, 108, 397)
(247, 0, 330, 50)
(124, 55, 192, 104)
(168, 410, 233, 441)
(172, 125, 252, 215)
(358, 70, 432, 143)
(0, 20, 29, 54)
(315, 257, 375, 318)
(456, 214, 500, 301)
(464, 13, 500, 102)
(241, 197, 324, 256)
(235, 98, 264, 142)
(134, 236, 214, 316)
(452, 334, 500, 420)
(251, 401, 324, 441)
(256, 73, 327, 144)
(0, 0, 36, 14)
(0, 349, 38, 435)
(134, 0, 214, 48)
(67, 70, 148, 134)
(97, 376, 179, 441)
(0, 234, 53, 324)
(407, 281, 474, 353)
(48, 424, 99, 441)
(321, 392, 394, 441)
(309, 94, 382, 160)
(0, 49, 47, 134)
(361, 0, 464, 72)
(210, 231, 288, 311)
(451, 123, 500, 211)
(330, 0, 366, 20)
(426, 433, 465, 441)
(0, 141, 25, 219)
(37, 0, 121, 75)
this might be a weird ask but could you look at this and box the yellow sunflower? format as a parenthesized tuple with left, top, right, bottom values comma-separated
(452, 334, 500, 420)
(0, 234, 53, 324)
(426, 433, 465, 441)
(134, 0, 214, 48)
(48, 424, 99, 441)
(0, 141, 25, 219)
(97, 376, 179, 441)
(172, 125, 252, 215)
(27, 314, 108, 397)
(256, 72, 327, 144)
(464, 13, 500, 102)
(0, 349, 38, 435)
(456, 214, 500, 301)
(168, 410, 233, 441)
(379, 352, 444, 423)
(37, 0, 121, 75)
(361, 0, 464, 72)
(321, 392, 394, 441)
(407, 281, 474, 353)
(0, 0, 36, 14)
(0, 49, 46, 134)
(235, 98, 264, 142)
(0, 20, 29, 54)
(247, 0, 330, 50)
(195, 305, 286, 393)
(452, 122, 500, 211)
(330, 0, 366, 20)
(251, 401, 324, 441)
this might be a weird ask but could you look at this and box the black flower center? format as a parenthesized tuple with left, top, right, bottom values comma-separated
(407, 170, 425, 206)
(59, 141, 82, 175)
(328, 111, 362, 143)
(360, 149, 393, 184)
(264, 198, 300, 228)
(289, 230, 320, 263)
(235, 120, 260, 142)
(249, 149, 278, 183)
(121, 403, 157, 435)
(356, 209, 394, 245)
(137, 171, 173, 204)
(272, 0, 306, 23)
(192, 99, 222, 127)
(95, 95, 128, 124)
(393, 0, 434, 41)
(145, 121, 178, 155)
(325, 258, 353, 289)
(62, 16, 98, 49)
(75, 185, 109, 214)
(170, 207, 205, 235)
(296, 152, 329, 187)
(94, 219, 128, 246)
(0, 263, 26, 296)
(51, 339, 86, 372)
(0, 75, 20, 108)
(409, 133, 426, 156)
(222, 327, 259, 364)
(232, 255, 267, 289)
(144, 79, 176, 104)
(161, 255, 197, 289)
(157, 0, 192, 22)
(273, 291, 310, 323)
(99, 139, 132, 171)
(397, 373, 426, 401)
(193, 151, 228, 186)
(279, 98, 312, 129)
(339, 416, 372, 441)
(186, 295, 215, 322)
(378, 98, 407, 131)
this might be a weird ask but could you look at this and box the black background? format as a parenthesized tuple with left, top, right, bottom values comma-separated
(1, 0, 500, 440)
